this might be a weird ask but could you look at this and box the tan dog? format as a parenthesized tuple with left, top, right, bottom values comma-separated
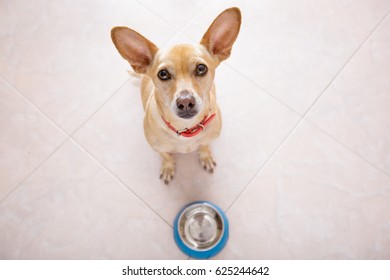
(111, 7, 241, 184)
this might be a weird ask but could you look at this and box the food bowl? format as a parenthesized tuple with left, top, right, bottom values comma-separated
(173, 201, 229, 259)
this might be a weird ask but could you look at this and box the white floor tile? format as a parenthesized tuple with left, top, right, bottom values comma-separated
(307, 15, 390, 175)
(136, 0, 210, 28)
(0, 0, 177, 133)
(0, 140, 184, 259)
(182, 0, 390, 114)
(0, 78, 66, 201)
(218, 121, 390, 259)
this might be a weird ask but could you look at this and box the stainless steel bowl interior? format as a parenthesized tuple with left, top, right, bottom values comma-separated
(178, 203, 224, 251)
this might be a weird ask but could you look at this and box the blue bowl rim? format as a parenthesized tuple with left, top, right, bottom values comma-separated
(173, 200, 229, 259)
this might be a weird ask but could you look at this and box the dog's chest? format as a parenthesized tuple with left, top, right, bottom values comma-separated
(143, 111, 221, 154)
(163, 134, 207, 153)
(148, 124, 219, 154)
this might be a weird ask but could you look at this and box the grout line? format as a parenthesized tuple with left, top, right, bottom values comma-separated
(0, 74, 131, 139)
(68, 137, 174, 229)
(0, 74, 70, 138)
(0, 74, 72, 204)
(0, 74, 131, 202)
(175, 0, 216, 35)
(1, 71, 173, 229)
(0, 137, 70, 204)
(223, 63, 303, 116)
(225, 9, 390, 214)
(70, 77, 131, 137)
(135, 0, 216, 38)
(303, 9, 390, 117)
(225, 116, 305, 213)
(0, 58, 171, 230)
(64, 74, 176, 227)
(133, 0, 181, 33)
(306, 119, 390, 179)
(301, 11, 390, 176)
(226, 8, 390, 120)
(66, 76, 176, 228)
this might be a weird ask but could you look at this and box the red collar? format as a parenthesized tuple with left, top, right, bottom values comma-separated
(162, 113, 216, 138)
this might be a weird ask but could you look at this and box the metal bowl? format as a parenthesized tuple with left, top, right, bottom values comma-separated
(174, 201, 229, 259)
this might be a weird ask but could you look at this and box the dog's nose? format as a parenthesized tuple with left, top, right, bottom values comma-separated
(176, 95, 196, 112)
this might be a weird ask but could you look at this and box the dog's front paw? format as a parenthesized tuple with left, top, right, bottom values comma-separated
(159, 153, 175, 184)
(198, 146, 217, 174)
(200, 156, 217, 173)
(160, 166, 175, 184)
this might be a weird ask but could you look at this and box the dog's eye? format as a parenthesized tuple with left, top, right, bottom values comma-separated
(195, 64, 208, 77)
(158, 69, 171, 81)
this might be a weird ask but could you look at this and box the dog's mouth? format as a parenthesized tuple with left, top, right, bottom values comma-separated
(176, 110, 199, 119)
(175, 93, 199, 119)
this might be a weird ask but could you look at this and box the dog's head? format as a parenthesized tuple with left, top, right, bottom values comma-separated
(111, 7, 241, 121)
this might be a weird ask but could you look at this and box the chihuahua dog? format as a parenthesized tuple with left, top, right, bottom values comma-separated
(111, 7, 241, 184)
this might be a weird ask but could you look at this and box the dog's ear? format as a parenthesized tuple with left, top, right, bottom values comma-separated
(111, 27, 158, 74)
(200, 7, 241, 62)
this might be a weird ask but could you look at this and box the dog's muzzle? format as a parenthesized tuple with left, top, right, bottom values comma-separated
(176, 90, 198, 119)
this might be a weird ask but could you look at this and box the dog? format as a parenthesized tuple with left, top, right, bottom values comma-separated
(111, 7, 241, 184)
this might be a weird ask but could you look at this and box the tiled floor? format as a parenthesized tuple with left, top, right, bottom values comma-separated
(1, 0, 389, 259)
